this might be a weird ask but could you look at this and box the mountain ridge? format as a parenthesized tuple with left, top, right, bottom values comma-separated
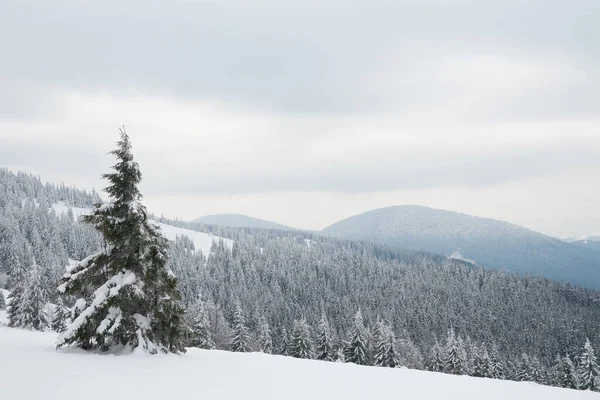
(321, 205, 600, 289)
(193, 213, 299, 231)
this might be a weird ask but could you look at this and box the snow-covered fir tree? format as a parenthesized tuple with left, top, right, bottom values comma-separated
(555, 354, 579, 389)
(9, 262, 48, 331)
(344, 309, 370, 366)
(0, 290, 5, 310)
(190, 296, 215, 350)
(231, 302, 251, 352)
(475, 346, 494, 378)
(51, 297, 69, 333)
(426, 339, 445, 372)
(278, 326, 290, 356)
(257, 316, 273, 354)
(373, 320, 400, 368)
(7, 263, 27, 328)
(577, 338, 600, 391)
(514, 353, 532, 382)
(56, 130, 186, 354)
(289, 317, 313, 359)
(444, 329, 468, 375)
(316, 313, 334, 361)
(489, 345, 505, 379)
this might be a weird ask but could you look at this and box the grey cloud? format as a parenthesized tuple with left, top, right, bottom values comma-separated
(1, 0, 599, 119)
(129, 140, 600, 195)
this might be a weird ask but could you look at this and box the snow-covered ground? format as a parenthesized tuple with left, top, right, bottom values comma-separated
(156, 222, 233, 256)
(51, 202, 233, 256)
(0, 327, 596, 400)
(51, 201, 91, 221)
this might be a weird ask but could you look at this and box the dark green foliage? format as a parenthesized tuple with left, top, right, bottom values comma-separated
(56, 130, 186, 354)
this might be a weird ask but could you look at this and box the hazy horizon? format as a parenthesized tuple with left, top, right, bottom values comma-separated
(2, 0, 599, 237)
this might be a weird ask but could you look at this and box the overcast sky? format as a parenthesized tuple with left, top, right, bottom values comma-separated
(1, 0, 599, 236)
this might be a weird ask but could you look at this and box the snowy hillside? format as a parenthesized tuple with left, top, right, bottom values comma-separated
(322, 206, 600, 289)
(194, 213, 297, 231)
(52, 202, 233, 256)
(1, 327, 595, 400)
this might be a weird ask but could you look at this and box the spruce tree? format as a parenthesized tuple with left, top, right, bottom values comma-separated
(578, 338, 600, 391)
(10, 262, 48, 331)
(56, 129, 186, 354)
(426, 339, 444, 372)
(51, 297, 69, 333)
(489, 345, 505, 379)
(0, 290, 5, 310)
(7, 264, 27, 327)
(289, 317, 313, 359)
(257, 316, 273, 354)
(191, 297, 215, 350)
(344, 309, 370, 366)
(279, 326, 290, 356)
(316, 313, 334, 361)
(372, 320, 400, 368)
(514, 353, 532, 382)
(556, 354, 579, 389)
(231, 302, 251, 352)
(444, 329, 467, 375)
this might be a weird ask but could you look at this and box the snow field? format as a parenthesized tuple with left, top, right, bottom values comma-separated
(0, 327, 597, 400)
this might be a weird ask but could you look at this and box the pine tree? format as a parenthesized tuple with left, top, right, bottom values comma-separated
(316, 313, 334, 361)
(7, 264, 27, 327)
(489, 345, 505, 379)
(514, 353, 532, 382)
(0, 290, 5, 310)
(231, 302, 251, 352)
(191, 297, 215, 350)
(51, 297, 69, 333)
(444, 329, 467, 375)
(344, 309, 370, 366)
(10, 262, 48, 331)
(426, 339, 445, 372)
(556, 354, 579, 389)
(372, 320, 400, 368)
(279, 326, 290, 356)
(257, 316, 273, 354)
(289, 317, 313, 359)
(56, 129, 186, 354)
(577, 338, 600, 391)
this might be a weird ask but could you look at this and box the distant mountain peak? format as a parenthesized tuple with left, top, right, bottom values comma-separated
(193, 213, 298, 231)
(322, 205, 600, 289)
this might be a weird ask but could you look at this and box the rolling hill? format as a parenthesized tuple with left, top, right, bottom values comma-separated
(193, 213, 298, 231)
(321, 206, 600, 289)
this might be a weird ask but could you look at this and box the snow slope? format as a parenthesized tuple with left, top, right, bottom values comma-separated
(51, 202, 233, 256)
(0, 328, 596, 400)
(155, 222, 233, 255)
